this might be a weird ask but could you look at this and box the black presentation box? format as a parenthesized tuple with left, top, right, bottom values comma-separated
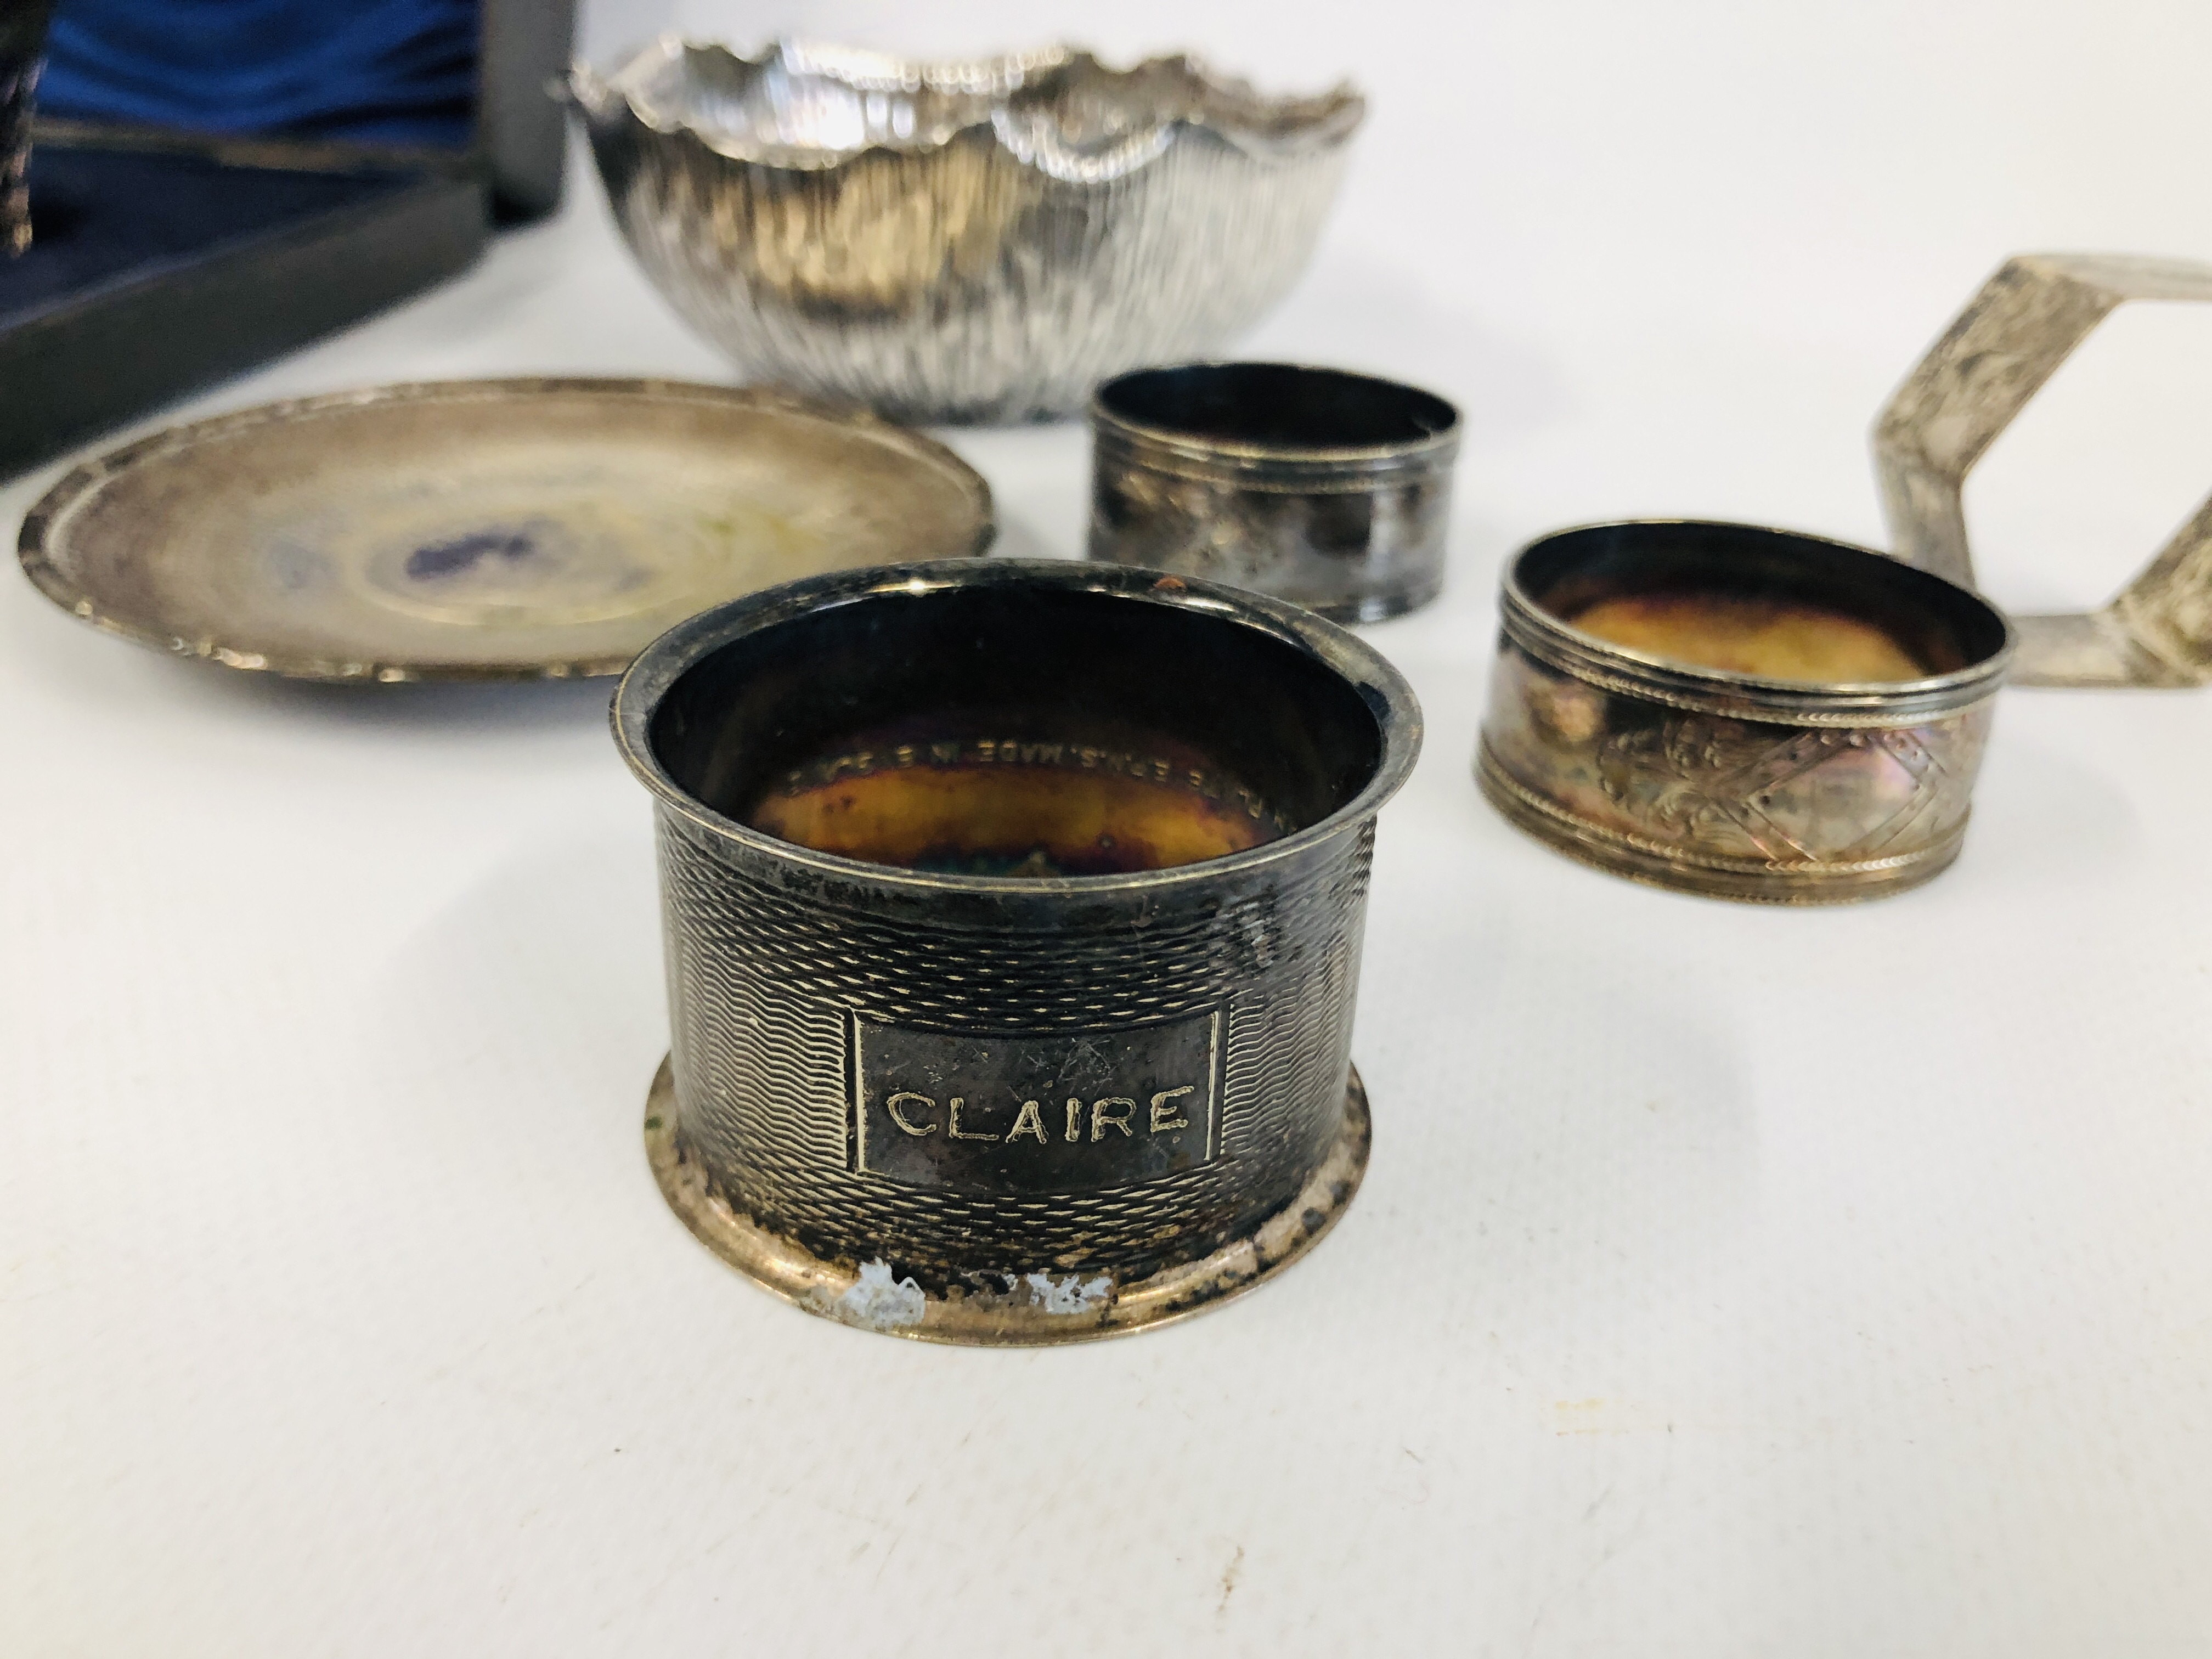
(0, 0, 574, 479)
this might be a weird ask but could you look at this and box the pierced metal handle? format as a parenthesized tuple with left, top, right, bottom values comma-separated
(1873, 252, 2212, 688)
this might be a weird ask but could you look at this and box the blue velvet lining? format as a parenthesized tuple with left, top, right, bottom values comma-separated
(38, 0, 477, 146)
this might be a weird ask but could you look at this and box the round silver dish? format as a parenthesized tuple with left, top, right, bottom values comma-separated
(1087, 362, 1460, 622)
(1477, 521, 2014, 904)
(17, 378, 992, 682)
(568, 38, 1363, 425)
(613, 558, 1420, 1342)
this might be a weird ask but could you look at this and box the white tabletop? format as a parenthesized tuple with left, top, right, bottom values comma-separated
(9, 1, 2212, 1652)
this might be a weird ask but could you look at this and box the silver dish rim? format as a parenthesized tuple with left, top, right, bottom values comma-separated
(611, 556, 1424, 898)
(16, 376, 996, 686)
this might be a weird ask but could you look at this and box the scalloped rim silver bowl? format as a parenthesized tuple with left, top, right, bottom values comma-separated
(569, 37, 1364, 424)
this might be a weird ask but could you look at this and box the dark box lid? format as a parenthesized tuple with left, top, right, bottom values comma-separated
(0, 0, 574, 477)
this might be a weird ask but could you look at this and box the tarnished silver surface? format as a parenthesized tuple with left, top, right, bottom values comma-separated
(1477, 522, 2013, 904)
(0, 2, 50, 256)
(1087, 362, 1460, 622)
(613, 559, 1420, 1342)
(18, 377, 992, 682)
(568, 38, 1362, 425)
(1875, 252, 2212, 688)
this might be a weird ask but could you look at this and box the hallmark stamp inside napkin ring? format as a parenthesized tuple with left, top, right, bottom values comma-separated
(614, 558, 1420, 1343)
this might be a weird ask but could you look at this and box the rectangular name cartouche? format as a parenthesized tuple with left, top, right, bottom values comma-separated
(852, 1010, 1222, 1195)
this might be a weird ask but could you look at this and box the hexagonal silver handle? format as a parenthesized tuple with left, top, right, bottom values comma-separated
(1874, 252, 2212, 688)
